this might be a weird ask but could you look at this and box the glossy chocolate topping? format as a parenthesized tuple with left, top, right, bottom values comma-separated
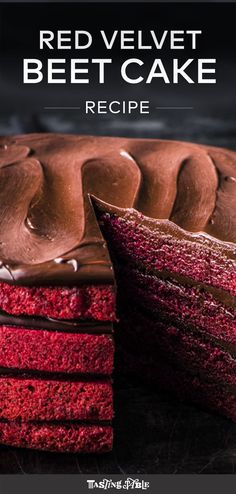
(0, 133, 236, 286)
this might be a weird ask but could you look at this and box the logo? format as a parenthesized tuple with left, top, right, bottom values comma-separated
(86, 478, 150, 490)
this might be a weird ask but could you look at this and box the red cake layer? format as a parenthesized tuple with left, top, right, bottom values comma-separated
(116, 308, 236, 386)
(118, 267, 236, 345)
(0, 377, 113, 421)
(0, 326, 114, 375)
(118, 349, 236, 422)
(99, 212, 236, 297)
(0, 283, 116, 321)
(0, 422, 113, 453)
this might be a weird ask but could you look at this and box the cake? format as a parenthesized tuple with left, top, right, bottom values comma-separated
(0, 134, 235, 453)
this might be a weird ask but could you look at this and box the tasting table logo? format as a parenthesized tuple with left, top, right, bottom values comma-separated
(86, 478, 150, 490)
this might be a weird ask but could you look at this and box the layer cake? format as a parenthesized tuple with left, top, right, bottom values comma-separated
(0, 134, 235, 452)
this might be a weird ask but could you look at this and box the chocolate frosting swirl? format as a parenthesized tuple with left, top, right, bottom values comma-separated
(0, 133, 235, 286)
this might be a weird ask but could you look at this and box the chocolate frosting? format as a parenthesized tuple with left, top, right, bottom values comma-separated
(0, 309, 113, 334)
(0, 133, 236, 286)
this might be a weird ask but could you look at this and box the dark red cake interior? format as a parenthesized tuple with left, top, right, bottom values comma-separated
(0, 283, 116, 321)
(0, 134, 235, 452)
(0, 422, 113, 454)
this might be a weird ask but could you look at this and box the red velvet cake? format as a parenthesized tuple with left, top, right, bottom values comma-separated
(0, 134, 235, 452)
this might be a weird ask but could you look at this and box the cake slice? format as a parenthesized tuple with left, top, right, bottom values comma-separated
(0, 422, 113, 453)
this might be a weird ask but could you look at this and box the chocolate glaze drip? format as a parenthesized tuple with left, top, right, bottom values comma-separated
(0, 134, 235, 286)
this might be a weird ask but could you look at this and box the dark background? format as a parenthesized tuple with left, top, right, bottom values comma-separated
(0, 2, 236, 120)
(0, 2, 236, 475)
